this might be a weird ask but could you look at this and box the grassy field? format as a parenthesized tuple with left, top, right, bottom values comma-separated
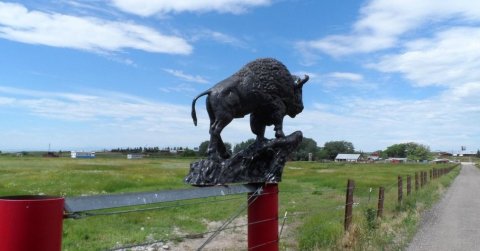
(0, 156, 459, 250)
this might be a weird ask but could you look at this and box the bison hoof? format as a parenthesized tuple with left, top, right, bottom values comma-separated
(208, 151, 231, 161)
(275, 131, 285, 138)
(221, 152, 231, 159)
(256, 136, 267, 143)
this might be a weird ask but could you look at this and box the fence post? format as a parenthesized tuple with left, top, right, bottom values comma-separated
(415, 172, 419, 191)
(248, 183, 278, 251)
(0, 196, 64, 251)
(397, 176, 403, 204)
(407, 175, 411, 196)
(344, 179, 355, 232)
(377, 187, 384, 218)
(430, 169, 433, 180)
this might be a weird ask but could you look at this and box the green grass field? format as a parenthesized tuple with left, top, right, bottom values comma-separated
(0, 156, 459, 250)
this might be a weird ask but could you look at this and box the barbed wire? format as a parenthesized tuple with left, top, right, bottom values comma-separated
(110, 210, 344, 251)
(197, 185, 264, 250)
(109, 215, 280, 251)
(79, 167, 458, 250)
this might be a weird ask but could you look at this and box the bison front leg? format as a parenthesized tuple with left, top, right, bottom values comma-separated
(274, 120, 285, 138)
(269, 101, 287, 138)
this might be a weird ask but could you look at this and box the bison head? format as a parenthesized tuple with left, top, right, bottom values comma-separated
(287, 75, 309, 118)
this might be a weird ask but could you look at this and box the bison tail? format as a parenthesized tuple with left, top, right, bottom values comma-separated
(191, 91, 209, 126)
(191, 103, 198, 126)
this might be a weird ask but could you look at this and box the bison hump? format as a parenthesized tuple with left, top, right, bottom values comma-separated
(235, 58, 295, 95)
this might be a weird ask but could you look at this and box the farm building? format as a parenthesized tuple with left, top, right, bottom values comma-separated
(452, 150, 477, 157)
(386, 158, 407, 163)
(71, 151, 95, 159)
(127, 154, 144, 159)
(431, 159, 451, 164)
(335, 154, 361, 162)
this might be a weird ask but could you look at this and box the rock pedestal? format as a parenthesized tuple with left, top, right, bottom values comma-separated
(185, 131, 303, 186)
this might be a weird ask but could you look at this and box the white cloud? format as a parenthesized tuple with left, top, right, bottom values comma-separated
(286, 85, 480, 151)
(159, 84, 197, 93)
(189, 29, 249, 49)
(1, 83, 478, 151)
(447, 82, 480, 101)
(0, 86, 187, 121)
(373, 27, 480, 87)
(163, 69, 209, 84)
(110, 0, 271, 16)
(0, 97, 15, 105)
(327, 72, 364, 82)
(0, 85, 253, 149)
(0, 2, 192, 54)
(298, 0, 480, 57)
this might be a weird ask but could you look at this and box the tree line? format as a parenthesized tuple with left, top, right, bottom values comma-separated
(106, 139, 467, 162)
(197, 138, 435, 161)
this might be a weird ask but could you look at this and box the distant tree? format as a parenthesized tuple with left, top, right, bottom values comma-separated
(233, 139, 256, 154)
(224, 143, 233, 156)
(198, 141, 210, 157)
(293, 137, 319, 161)
(405, 142, 431, 161)
(476, 149, 480, 158)
(182, 148, 196, 157)
(322, 140, 355, 160)
(384, 142, 431, 161)
(317, 148, 329, 160)
(384, 143, 407, 158)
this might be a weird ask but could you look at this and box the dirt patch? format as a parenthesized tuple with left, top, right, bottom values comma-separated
(316, 169, 336, 173)
(169, 217, 248, 251)
(120, 215, 295, 251)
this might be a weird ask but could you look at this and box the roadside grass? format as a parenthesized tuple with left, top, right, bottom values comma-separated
(279, 162, 460, 250)
(0, 156, 459, 250)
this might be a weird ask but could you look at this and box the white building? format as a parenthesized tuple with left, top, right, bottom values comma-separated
(127, 154, 144, 159)
(335, 154, 361, 162)
(71, 151, 95, 159)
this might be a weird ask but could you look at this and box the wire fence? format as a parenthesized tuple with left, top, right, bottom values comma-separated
(63, 165, 458, 250)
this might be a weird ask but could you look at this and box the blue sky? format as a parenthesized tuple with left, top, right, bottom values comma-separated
(0, 0, 479, 153)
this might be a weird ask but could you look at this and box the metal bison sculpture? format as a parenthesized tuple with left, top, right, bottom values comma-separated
(191, 58, 309, 160)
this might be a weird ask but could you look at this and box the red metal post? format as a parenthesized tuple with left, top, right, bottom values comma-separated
(0, 196, 64, 251)
(248, 183, 278, 251)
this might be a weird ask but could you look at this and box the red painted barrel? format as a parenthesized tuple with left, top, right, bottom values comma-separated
(0, 195, 64, 251)
(248, 184, 278, 251)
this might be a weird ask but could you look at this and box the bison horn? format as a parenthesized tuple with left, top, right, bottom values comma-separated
(297, 75, 309, 88)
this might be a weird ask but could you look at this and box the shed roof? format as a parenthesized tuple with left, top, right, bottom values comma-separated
(335, 154, 361, 160)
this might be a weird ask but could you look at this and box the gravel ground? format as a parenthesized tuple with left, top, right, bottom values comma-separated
(407, 163, 480, 251)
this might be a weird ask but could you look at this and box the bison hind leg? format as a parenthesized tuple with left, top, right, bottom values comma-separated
(208, 117, 233, 160)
